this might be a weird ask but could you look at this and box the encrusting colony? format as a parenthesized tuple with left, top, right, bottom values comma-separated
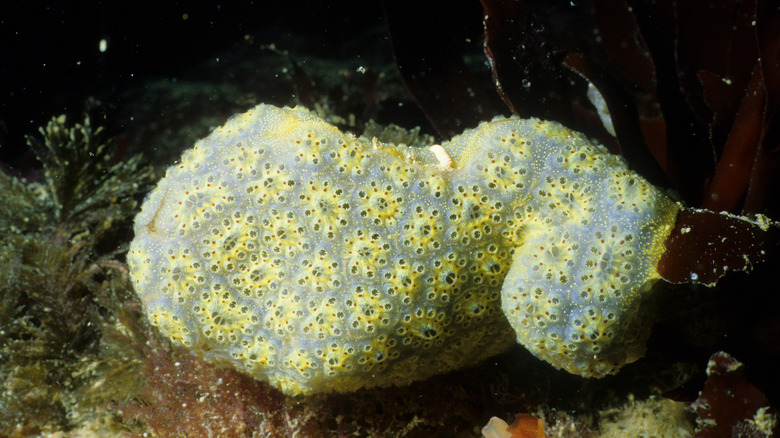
(128, 104, 680, 395)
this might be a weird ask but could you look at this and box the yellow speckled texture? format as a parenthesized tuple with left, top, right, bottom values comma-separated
(128, 104, 680, 395)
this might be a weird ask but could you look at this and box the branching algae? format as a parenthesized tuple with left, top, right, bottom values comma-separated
(0, 112, 153, 434)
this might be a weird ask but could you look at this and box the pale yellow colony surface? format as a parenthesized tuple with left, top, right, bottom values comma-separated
(127, 104, 680, 395)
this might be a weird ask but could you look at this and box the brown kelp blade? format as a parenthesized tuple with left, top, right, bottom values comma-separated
(658, 208, 780, 285)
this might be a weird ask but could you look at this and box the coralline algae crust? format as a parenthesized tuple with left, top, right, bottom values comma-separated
(128, 104, 680, 395)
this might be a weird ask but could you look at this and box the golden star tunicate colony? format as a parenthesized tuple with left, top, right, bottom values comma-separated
(127, 104, 680, 395)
